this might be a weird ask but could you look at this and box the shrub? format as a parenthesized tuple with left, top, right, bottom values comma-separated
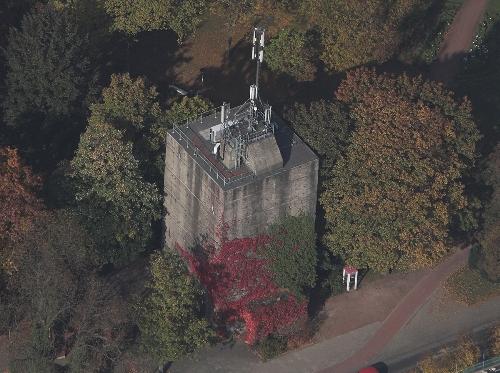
(255, 334, 287, 361)
(445, 266, 500, 305)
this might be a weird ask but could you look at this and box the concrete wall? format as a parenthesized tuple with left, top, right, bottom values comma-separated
(223, 159, 318, 239)
(164, 132, 319, 250)
(164, 133, 224, 250)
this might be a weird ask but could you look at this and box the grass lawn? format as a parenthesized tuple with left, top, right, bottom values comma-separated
(445, 266, 500, 305)
(487, 0, 500, 15)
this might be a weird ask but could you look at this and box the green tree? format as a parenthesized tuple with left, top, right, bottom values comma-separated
(136, 251, 213, 362)
(103, 0, 207, 40)
(265, 215, 317, 297)
(285, 99, 352, 181)
(71, 119, 160, 265)
(321, 69, 480, 272)
(2, 3, 96, 167)
(165, 95, 212, 127)
(265, 28, 316, 81)
(306, 0, 432, 71)
(89, 73, 167, 183)
(476, 144, 500, 282)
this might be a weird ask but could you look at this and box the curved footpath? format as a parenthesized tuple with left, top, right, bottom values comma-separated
(171, 2, 491, 372)
(320, 247, 471, 373)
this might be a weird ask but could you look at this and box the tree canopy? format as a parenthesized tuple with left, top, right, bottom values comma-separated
(476, 144, 500, 282)
(103, 0, 207, 40)
(306, 0, 434, 72)
(285, 99, 352, 181)
(136, 251, 213, 362)
(71, 119, 160, 265)
(265, 28, 316, 81)
(2, 3, 96, 167)
(0, 147, 43, 280)
(321, 69, 480, 272)
(89, 73, 167, 183)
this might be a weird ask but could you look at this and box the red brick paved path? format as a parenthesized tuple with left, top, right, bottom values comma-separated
(319, 246, 471, 373)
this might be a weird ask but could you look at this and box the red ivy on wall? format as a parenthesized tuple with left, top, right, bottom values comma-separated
(176, 226, 307, 344)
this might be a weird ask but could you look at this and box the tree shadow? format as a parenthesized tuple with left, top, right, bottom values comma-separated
(105, 29, 192, 103)
(453, 20, 500, 155)
(190, 33, 343, 111)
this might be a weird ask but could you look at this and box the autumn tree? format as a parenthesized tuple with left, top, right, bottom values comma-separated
(5, 209, 135, 372)
(6, 210, 92, 371)
(265, 28, 316, 81)
(285, 99, 352, 181)
(66, 276, 133, 372)
(136, 251, 213, 362)
(306, 0, 433, 72)
(2, 3, 96, 167)
(0, 147, 42, 281)
(417, 336, 480, 372)
(103, 0, 207, 40)
(476, 145, 500, 282)
(321, 69, 480, 272)
(489, 325, 500, 357)
(265, 215, 317, 297)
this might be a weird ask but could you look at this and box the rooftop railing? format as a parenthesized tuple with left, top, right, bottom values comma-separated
(171, 123, 253, 187)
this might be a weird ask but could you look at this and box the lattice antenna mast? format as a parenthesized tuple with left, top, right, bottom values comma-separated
(251, 27, 265, 99)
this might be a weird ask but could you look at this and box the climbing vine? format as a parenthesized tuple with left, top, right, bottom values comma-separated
(176, 225, 308, 344)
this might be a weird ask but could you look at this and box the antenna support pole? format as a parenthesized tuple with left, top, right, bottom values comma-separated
(252, 27, 265, 97)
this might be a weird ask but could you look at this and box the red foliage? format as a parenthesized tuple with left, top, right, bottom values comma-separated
(242, 295, 307, 344)
(176, 226, 307, 344)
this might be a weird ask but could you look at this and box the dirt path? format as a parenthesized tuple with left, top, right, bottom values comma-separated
(319, 247, 471, 373)
(431, 0, 489, 84)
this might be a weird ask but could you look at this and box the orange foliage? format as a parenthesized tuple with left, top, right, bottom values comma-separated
(0, 147, 43, 275)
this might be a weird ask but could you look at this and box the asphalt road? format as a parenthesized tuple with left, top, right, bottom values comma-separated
(384, 321, 498, 372)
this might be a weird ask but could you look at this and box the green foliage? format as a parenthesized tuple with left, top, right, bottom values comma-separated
(266, 28, 316, 81)
(103, 0, 207, 40)
(445, 265, 500, 305)
(136, 251, 213, 362)
(2, 3, 96, 167)
(71, 119, 160, 265)
(255, 334, 287, 361)
(165, 96, 212, 126)
(285, 99, 352, 181)
(321, 69, 480, 272)
(265, 215, 317, 297)
(397, 0, 465, 64)
(307, 0, 433, 71)
(476, 145, 500, 282)
(90, 73, 168, 183)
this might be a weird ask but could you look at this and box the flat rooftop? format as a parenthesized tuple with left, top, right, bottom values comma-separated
(169, 103, 318, 190)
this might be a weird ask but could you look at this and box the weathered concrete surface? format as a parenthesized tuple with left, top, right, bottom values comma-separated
(164, 126, 319, 250)
(245, 136, 283, 175)
(170, 322, 381, 373)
